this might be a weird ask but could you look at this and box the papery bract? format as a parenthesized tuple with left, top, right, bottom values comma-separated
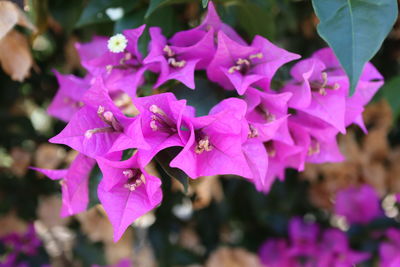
(171, 98, 253, 179)
(31, 153, 95, 217)
(144, 27, 214, 89)
(283, 57, 348, 133)
(97, 154, 162, 242)
(49, 77, 147, 157)
(334, 184, 381, 224)
(259, 238, 293, 267)
(207, 32, 299, 95)
(133, 92, 193, 166)
(317, 229, 370, 267)
(170, 1, 246, 47)
(77, 25, 147, 97)
(47, 71, 90, 122)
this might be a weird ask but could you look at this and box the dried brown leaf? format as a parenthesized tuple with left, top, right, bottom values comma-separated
(76, 206, 114, 243)
(0, 30, 32, 81)
(37, 195, 70, 228)
(361, 162, 387, 196)
(206, 247, 261, 267)
(304, 100, 396, 208)
(0, 1, 19, 40)
(178, 226, 202, 253)
(0, 211, 27, 237)
(10, 147, 31, 177)
(0, 1, 36, 40)
(34, 144, 66, 170)
(77, 206, 134, 264)
(192, 176, 223, 209)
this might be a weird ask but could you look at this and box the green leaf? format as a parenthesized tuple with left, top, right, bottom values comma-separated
(235, 0, 276, 40)
(76, 0, 138, 28)
(381, 76, 400, 120)
(114, 9, 145, 34)
(88, 166, 102, 208)
(155, 147, 189, 194)
(202, 0, 209, 8)
(122, 148, 136, 160)
(146, 0, 165, 18)
(312, 0, 397, 95)
(49, 0, 85, 32)
(145, 0, 193, 19)
(146, 6, 181, 37)
(172, 78, 223, 116)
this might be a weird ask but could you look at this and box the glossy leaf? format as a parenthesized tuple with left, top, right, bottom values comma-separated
(114, 9, 145, 34)
(235, 0, 276, 40)
(202, 0, 209, 8)
(145, 0, 192, 19)
(172, 78, 223, 116)
(49, 0, 85, 32)
(155, 147, 189, 194)
(76, 0, 138, 28)
(381, 76, 400, 120)
(312, 0, 397, 95)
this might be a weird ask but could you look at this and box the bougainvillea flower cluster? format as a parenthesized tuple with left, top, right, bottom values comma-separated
(0, 224, 42, 267)
(33, 1, 384, 241)
(258, 217, 370, 267)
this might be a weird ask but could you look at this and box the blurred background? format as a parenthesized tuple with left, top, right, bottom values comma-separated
(1, 0, 400, 266)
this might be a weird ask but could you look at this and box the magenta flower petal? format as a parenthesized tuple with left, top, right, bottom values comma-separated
(335, 184, 381, 224)
(47, 71, 89, 122)
(242, 140, 268, 186)
(29, 167, 68, 180)
(251, 35, 300, 90)
(97, 155, 162, 242)
(132, 92, 192, 165)
(50, 77, 147, 157)
(207, 31, 258, 93)
(32, 154, 95, 217)
(144, 27, 206, 89)
(75, 36, 109, 64)
(171, 98, 252, 178)
(259, 238, 292, 267)
(169, 1, 246, 46)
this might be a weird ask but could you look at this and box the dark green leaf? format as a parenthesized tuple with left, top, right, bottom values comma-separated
(172, 78, 223, 116)
(146, 0, 165, 18)
(235, 0, 276, 40)
(145, 0, 193, 19)
(114, 9, 146, 34)
(122, 148, 136, 160)
(146, 6, 182, 37)
(312, 0, 398, 95)
(88, 166, 102, 208)
(202, 0, 209, 8)
(49, 0, 85, 32)
(76, 0, 138, 28)
(381, 76, 400, 120)
(155, 147, 189, 193)
(74, 233, 106, 265)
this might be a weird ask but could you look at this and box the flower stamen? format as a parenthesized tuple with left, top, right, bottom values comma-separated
(195, 136, 213, 154)
(123, 169, 146, 191)
(248, 124, 259, 138)
(149, 105, 176, 132)
(228, 53, 263, 74)
(308, 139, 320, 156)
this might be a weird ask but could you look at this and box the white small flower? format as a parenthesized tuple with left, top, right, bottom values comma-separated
(107, 33, 128, 53)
